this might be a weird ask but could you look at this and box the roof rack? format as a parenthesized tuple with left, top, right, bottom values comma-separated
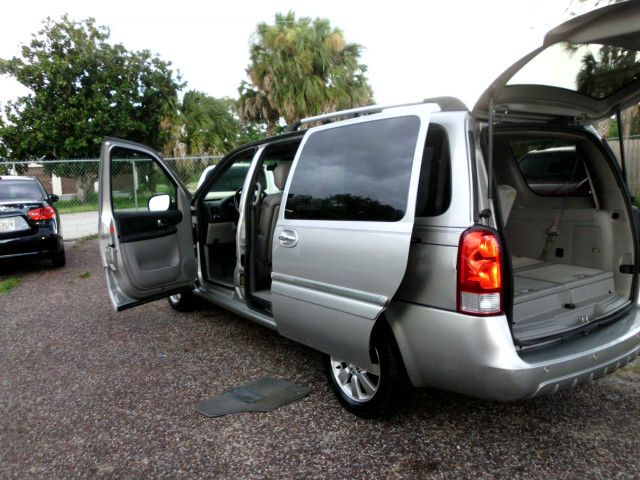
(284, 96, 467, 132)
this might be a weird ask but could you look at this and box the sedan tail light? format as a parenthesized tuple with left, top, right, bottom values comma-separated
(457, 228, 503, 316)
(27, 206, 56, 221)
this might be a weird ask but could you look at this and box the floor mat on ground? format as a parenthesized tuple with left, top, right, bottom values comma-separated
(194, 377, 311, 417)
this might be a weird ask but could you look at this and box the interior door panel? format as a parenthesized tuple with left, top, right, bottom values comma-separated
(120, 234, 182, 289)
(98, 138, 197, 310)
(115, 210, 182, 243)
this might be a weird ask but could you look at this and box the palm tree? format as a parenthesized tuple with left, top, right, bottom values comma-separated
(238, 11, 373, 134)
(182, 90, 242, 156)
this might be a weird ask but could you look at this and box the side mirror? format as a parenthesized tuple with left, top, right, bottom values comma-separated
(48, 194, 60, 203)
(148, 193, 171, 212)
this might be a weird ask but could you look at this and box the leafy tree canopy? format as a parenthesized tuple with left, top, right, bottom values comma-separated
(181, 90, 263, 156)
(238, 11, 373, 133)
(0, 15, 183, 163)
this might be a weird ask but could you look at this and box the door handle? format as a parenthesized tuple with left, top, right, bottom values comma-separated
(157, 218, 168, 228)
(278, 228, 298, 247)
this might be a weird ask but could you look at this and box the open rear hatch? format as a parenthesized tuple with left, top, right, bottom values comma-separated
(474, 1, 640, 123)
(473, 1, 640, 345)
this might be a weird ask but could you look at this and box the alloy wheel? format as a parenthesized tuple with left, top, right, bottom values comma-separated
(329, 356, 380, 402)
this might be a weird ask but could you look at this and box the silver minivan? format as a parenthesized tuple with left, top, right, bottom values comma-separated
(99, 2, 640, 416)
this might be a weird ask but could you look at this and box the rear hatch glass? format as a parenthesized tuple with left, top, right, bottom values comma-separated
(507, 42, 640, 100)
(473, 2, 640, 121)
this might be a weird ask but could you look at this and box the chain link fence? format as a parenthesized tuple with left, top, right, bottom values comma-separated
(0, 155, 221, 239)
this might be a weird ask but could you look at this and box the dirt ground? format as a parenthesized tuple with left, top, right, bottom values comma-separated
(1, 238, 640, 479)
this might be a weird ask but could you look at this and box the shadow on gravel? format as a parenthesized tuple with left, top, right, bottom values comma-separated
(405, 383, 630, 443)
(0, 257, 58, 275)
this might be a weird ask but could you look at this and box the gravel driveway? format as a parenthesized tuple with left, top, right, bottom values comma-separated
(59, 211, 98, 240)
(2, 239, 640, 478)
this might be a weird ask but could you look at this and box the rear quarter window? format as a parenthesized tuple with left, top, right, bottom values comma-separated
(510, 139, 590, 197)
(415, 125, 451, 217)
(284, 116, 420, 221)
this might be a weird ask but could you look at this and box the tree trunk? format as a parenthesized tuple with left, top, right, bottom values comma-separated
(76, 173, 97, 203)
(596, 118, 611, 138)
(623, 104, 639, 139)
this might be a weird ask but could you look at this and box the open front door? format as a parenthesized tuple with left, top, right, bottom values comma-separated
(271, 105, 432, 370)
(98, 138, 197, 311)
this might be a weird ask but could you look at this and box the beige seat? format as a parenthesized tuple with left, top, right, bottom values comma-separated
(498, 184, 516, 225)
(255, 163, 291, 286)
(499, 186, 542, 269)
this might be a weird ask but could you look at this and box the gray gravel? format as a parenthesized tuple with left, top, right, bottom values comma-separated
(1, 238, 640, 479)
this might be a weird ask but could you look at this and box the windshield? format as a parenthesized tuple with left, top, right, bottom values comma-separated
(507, 41, 640, 99)
(205, 163, 251, 200)
(0, 180, 44, 201)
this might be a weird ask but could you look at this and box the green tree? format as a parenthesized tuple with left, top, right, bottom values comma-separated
(575, 45, 640, 137)
(182, 90, 243, 156)
(238, 11, 373, 134)
(0, 15, 183, 199)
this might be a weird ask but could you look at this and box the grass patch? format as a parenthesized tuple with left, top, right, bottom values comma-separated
(0, 277, 21, 294)
(79, 271, 91, 279)
(55, 201, 98, 214)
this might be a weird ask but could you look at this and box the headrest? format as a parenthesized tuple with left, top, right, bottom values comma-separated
(274, 163, 291, 190)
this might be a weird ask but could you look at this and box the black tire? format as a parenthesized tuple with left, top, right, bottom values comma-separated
(323, 322, 411, 417)
(167, 289, 197, 312)
(51, 248, 66, 268)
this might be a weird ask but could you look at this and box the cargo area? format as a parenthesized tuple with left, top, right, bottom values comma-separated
(493, 128, 636, 344)
(512, 257, 627, 343)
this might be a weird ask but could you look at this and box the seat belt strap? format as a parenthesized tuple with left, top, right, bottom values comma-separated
(541, 155, 580, 260)
(541, 208, 562, 260)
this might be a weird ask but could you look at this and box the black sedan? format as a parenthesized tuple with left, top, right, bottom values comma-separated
(0, 176, 65, 267)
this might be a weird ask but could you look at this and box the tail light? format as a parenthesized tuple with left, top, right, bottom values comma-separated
(27, 206, 56, 221)
(457, 227, 503, 315)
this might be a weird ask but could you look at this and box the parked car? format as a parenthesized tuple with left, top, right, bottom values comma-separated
(0, 176, 65, 267)
(98, 2, 640, 416)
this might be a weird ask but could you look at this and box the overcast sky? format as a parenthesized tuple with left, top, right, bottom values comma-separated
(0, 0, 595, 110)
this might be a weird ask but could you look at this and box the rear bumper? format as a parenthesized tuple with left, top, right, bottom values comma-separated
(386, 301, 640, 401)
(0, 221, 63, 259)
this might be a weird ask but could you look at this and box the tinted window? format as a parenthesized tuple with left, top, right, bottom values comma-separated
(285, 116, 420, 221)
(507, 42, 640, 100)
(259, 141, 300, 194)
(0, 180, 44, 201)
(511, 138, 589, 197)
(415, 125, 451, 217)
